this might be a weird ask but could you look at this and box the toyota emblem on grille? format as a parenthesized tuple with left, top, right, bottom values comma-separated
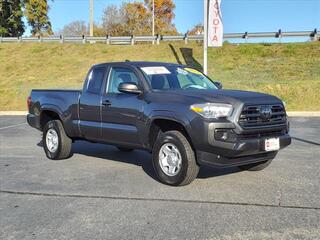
(260, 106, 272, 119)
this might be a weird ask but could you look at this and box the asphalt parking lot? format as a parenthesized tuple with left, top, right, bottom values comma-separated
(0, 116, 319, 239)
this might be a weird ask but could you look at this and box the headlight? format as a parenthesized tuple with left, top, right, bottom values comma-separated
(190, 103, 233, 119)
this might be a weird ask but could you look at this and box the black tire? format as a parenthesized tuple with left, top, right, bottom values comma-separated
(43, 120, 72, 160)
(117, 147, 134, 152)
(238, 159, 273, 171)
(152, 130, 199, 186)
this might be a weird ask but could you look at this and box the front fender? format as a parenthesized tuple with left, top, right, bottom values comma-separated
(143, 110, 194, 149)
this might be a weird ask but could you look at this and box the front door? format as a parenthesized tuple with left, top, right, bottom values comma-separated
(101, 66, 145, 147)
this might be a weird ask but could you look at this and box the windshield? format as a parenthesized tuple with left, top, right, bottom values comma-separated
(140, 66, 218, 91)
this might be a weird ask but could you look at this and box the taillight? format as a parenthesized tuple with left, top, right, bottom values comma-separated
(27, 96, 31, 110)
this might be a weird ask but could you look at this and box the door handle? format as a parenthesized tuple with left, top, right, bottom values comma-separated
(102, 100, 112, 106)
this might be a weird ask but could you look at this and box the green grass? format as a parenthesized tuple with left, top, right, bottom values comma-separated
(0, 41, 319, 110)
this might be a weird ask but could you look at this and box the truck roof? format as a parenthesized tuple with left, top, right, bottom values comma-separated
(93, 61, 185, 68)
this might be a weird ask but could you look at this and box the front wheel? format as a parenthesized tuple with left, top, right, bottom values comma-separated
(152, 130, 199, 186)
(43, 120, 72, 160)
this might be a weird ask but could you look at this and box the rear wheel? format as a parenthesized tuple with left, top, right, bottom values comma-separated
(152, 130, 199, 186)
(238, 159, 273, 171)
(43, 120, 72, 160)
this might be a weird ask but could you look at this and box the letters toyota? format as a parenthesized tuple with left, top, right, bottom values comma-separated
(27, 62, 291, 186)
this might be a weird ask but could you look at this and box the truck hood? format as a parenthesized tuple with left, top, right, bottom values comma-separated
(154, 89, 282, 106)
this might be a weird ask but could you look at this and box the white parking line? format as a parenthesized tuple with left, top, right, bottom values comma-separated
(0, 155, 34, 158)
(0, 123, 27, 130)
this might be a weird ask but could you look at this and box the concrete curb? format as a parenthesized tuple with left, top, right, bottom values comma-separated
(0, 111, 320, 117)
(0, 111, 27, 116)
(287, 112, 320, 117)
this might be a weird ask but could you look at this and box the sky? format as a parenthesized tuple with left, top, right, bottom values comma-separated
(26, 0, 320, 39)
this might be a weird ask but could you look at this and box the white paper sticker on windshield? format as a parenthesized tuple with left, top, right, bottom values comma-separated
(141, 66, 171, 75)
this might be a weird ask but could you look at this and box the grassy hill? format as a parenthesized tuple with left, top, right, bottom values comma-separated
(0, 41, 319, 110)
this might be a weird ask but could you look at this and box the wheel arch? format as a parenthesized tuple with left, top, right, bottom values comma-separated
(147, 116, 194, 150)
(39, 106, 64, 130)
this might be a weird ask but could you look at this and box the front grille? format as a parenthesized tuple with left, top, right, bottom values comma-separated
(239, 104, 286, 128)
(238, 130, 286, 140)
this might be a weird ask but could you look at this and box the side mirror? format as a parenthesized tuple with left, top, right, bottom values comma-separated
(214, 81, 223, 89)
(118, 82, 142, 94)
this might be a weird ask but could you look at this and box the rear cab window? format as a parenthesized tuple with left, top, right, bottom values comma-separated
(86, 66, 107, 94)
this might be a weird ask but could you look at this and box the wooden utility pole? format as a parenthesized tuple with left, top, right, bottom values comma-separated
(152, 0, 155, 44)
(90, 0, 94, 37)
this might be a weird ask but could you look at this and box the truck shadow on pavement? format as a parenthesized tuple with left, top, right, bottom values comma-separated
(38, 140, 241, 182)
(291, 137, 320, 146)
(71, 141, 241, 182)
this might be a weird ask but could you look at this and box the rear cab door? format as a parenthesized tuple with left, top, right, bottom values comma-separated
(79, 64, 108, 141)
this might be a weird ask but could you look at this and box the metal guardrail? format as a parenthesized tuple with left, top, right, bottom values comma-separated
(0, 29, 318, 44)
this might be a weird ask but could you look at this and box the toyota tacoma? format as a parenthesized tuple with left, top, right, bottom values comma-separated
(27, 61, 291, 186)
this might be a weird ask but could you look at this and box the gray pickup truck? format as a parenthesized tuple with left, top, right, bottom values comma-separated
(27, 61, 291, 186)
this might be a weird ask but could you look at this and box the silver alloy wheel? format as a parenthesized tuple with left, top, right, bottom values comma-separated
(159, 143, 182, 176)
(46, 129, 59, 153)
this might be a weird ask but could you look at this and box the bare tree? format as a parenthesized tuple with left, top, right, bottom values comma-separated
(102, 4, 126, 36)
(58, 20, 88, 36)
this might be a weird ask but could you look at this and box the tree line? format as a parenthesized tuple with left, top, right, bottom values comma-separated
(0, 0, 201, 37)
(60, 0, 178, 37)
(0, 0, 52, 37)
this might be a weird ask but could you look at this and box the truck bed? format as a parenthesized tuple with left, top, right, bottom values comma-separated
(28, 89, 82, 137)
